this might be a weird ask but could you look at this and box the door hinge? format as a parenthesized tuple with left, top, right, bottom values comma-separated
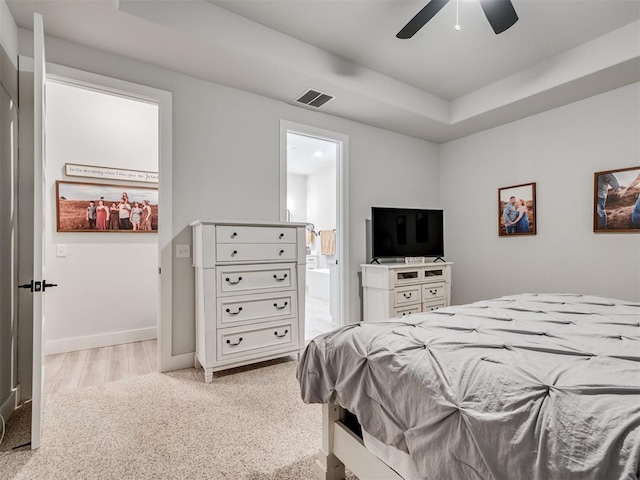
(158, 267, 161, 274)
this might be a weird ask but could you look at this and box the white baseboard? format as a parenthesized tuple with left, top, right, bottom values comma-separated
(45, 327, 157, 355)
(162, 352, 195, 373)
(0, 387, 19, 423)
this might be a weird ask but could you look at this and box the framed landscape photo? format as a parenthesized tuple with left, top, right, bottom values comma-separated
(593, 166, 640, 233)
(498, 182, 536, 237)
(56, 181, 158, 233)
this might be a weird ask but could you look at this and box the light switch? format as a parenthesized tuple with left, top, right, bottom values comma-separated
(56, 244, 67, 257)
(176, 244, 190, 258)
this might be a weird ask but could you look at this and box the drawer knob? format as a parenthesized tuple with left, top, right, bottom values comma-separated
(231, 250, 238, 257)
(225, 307, 243, 316)
(403, 293, 412, 299)
(274, 329, 289, 338)
(273, 273, 288, 282)
(402, 312, 412, 316)
(231, 232, 238, 239)
(226, 337, 243, 347)
(430, 289, 437, 294)
(225, 276, 243, 285)
(273, 301, 289, 310)
(278, 249, 285, 256)
(279, 233, 285, 239)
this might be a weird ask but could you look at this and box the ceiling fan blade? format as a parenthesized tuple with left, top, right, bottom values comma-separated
(397, 0, 450, 39)
(479, 0, 519, 34)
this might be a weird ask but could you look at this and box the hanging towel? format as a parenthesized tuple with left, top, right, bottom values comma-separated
(306, 230, 314, 245)
(320, 230, 336, 255)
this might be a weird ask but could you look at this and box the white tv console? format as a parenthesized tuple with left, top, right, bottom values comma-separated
(361, 262, 452, 322)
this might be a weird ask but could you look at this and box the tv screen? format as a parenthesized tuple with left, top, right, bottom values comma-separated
(372, 207, 444, 259)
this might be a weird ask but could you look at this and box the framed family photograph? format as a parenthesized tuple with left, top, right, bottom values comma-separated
(593, 166, 640, 233)
(56, 181, 158, 233)
(498, 182, 536, 237)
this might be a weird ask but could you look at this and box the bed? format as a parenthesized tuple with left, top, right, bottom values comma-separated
(297, 294, 640, 480)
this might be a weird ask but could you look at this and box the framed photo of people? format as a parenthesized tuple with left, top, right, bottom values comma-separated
(498, 182, 536, 237)
(55, 181, 158, 233)
(593, 166, 640, 233)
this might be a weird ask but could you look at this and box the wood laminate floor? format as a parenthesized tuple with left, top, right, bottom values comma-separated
(44, 340, 158, 394)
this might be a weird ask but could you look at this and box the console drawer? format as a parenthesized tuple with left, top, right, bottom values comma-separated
(217, 264, 296, 296)
(216, 243, 297, 263)
(217, 292, 296, 327)
(393, 306, 421, 318)
(394, 286, 421, 307)
(392, 268, 422, 287)
(422, 300, 446, 312)
(422, 282, 446, 301)
(216, 225, 296, 244)
(218, 321, 296, 360)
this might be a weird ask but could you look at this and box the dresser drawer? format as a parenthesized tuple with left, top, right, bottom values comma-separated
(393, 306, 421, 318)
(394, 286, 421, 307)
(218, 321, 296, 360)
(217, 264, 296, 296)
(216, 243, 297, 263)
(216, 225, 297, 244)
(217, 292, 296, 327)
(422, 282, 446, 301)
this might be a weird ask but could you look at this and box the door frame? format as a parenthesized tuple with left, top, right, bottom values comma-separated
(279, 120, 349, 327)
(17, 58, 176, 372)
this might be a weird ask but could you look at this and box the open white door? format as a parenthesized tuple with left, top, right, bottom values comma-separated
(31, 12, 47, 450)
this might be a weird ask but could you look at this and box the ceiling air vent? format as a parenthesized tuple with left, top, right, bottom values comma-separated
(296, 89, 334, 108)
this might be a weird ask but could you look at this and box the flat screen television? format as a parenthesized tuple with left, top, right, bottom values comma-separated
(371, 207, 444, 260)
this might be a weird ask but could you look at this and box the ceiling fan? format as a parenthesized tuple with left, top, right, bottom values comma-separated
(397, 0, 519, 38)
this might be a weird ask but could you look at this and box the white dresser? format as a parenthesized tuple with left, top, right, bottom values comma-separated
(361, 262, 453, 322)
(191, 221, 307, 382)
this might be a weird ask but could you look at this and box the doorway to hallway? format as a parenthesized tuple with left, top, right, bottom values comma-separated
(43, 80, 160, 358)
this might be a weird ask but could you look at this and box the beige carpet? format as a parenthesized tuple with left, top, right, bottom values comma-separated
(0, 358, 357, 480)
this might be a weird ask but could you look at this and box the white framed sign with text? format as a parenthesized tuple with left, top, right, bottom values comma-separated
(65, 163, 159, 184)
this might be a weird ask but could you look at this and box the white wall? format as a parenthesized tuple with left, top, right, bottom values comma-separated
(440, 83, 640, 304)
(286, 173, 307, 223)
(0, 0, 17, 68)
(22, 29, 637, 362)
(307, 164, 337, 268)
(18, 31, 441, 355)
(307, 165, 336, 233)
(44, 81, 158, 353)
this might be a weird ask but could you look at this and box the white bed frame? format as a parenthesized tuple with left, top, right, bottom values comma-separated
(316, 403, 404, 480)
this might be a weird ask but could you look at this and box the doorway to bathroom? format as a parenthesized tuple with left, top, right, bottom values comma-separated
(280, 122, 348, 342)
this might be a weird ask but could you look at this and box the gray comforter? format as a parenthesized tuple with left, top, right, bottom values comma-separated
(297, 294, 640, 480)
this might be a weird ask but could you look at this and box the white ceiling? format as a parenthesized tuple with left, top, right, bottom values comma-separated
(211, 0, 640, 100)
(6, 0, 640, 143)
(287, 133, 337, 176)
